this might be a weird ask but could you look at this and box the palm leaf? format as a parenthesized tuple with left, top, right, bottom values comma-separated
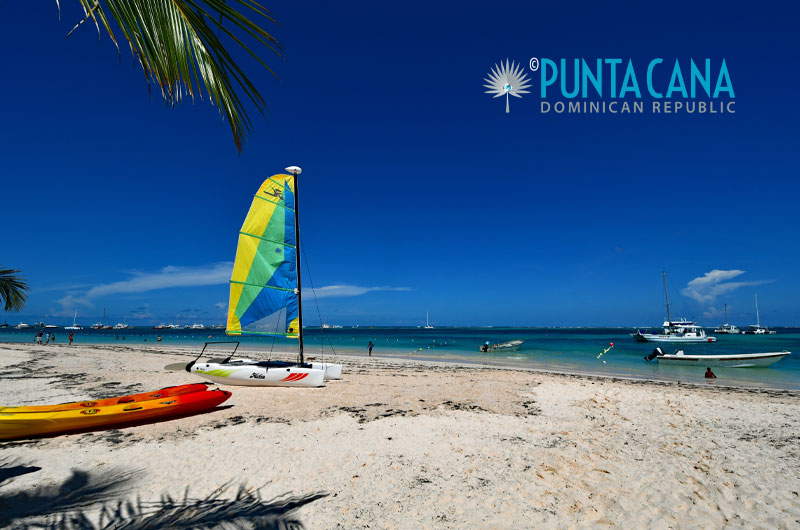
(65, 1, 282, 152)
(0, 268, 29, 312)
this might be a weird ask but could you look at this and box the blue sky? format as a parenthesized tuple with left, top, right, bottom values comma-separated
(1, 1, 798, 326)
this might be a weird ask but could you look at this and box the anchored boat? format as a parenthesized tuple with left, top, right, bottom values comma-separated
(742, 294, 777, 334)
(178, 167, 341, 387)
(713, 304, 740, 334)
(631, 272, 716, 343)
(644, 347, 790, 367)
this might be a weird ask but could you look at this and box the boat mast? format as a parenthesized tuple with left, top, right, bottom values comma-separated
(287, 166, 305, 364)
(724, 304, 729, 325)
(755, 294, 760, 327)
(662, 271, 671, 323)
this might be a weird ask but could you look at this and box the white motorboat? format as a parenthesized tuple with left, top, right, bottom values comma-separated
(632, 272, 716, 343)
(190, 323, 206, 330)
(645, 347, 789, 367)
(479, 340, 523, 352)
(742, 294, 776, 334)
(14, 323, 30, 329)
(714, 304, 740, 334)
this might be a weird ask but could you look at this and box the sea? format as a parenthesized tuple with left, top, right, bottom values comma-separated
(2, 327, 798, 391)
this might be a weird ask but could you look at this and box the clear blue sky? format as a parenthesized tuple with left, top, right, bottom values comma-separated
(1, 1, 798, 326)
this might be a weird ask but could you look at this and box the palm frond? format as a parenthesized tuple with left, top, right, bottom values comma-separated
(66, 0, 282, 152)
(0, 267, 29, 312)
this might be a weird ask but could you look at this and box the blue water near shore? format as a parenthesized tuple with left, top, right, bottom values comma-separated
(2, 327, 798, 390)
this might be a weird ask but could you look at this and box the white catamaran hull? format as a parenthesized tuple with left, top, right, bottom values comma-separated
(190, 362, 325, 387)
(634, 333, 716, 343)
(656, 351, 790, 367)
(229, 358, 342, 380)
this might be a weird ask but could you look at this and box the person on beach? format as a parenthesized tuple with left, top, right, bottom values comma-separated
(705, 367, 717, 379)
(45, 333, 50, 345)
(68, 331, 74, 345)
(35, 330, 43, 345)
(368, 341, 374, 356)
(51, 334, 56, 343)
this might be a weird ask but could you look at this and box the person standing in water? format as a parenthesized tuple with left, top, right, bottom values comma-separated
(368, 341, 374, 356)
(705, 367, 717, 379)
(68, 331, 74, 346)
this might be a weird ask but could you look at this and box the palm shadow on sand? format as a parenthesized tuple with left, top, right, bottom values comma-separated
(0, 460, 326, 529)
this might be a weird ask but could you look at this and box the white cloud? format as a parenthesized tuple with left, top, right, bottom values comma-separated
(681, 270, 770, 304)
(86, 263, 232, 298)
(311, 285, 412, 298)
(214, 301, 227, 309)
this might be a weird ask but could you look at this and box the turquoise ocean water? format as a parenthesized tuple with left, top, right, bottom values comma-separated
(2, 327, 798, 390)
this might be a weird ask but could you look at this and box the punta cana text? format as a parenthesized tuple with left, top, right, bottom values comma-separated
(541, 101, 735, 114)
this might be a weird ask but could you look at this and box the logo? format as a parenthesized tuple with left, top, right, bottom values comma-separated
(249, 372, 266, 379)
(263, 186, 283, 200)
(484, 59, 532, 114)
(80, 408, 100, 415)
(80, 401, 97, 407)
(280, 372, 309, 382)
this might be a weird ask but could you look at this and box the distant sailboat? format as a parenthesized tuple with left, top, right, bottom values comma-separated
(714, 304, 740, 334)
(742, 294, 776, 334)
(424, 310, 434, 329)
(179, 167, 341, 386)
(64, 310, 82, 330)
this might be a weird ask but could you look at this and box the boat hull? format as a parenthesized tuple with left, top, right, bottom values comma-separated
(190, 362, 325, 387)
(0, 383, 210, 413)
(0, 389, 231, 440)
(229, 358, 342, 380)
(656, 351, 790, 368)
(634, 333, 716, 343)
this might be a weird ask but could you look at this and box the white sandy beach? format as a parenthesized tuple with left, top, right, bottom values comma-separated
(1, 342, 799, 528)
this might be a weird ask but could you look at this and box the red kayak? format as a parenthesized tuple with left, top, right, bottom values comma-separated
(0, 383, 212, 413)
(0, 389, 232, 440)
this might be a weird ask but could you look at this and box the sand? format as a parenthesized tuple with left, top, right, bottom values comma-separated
(1, 342, 799, 528)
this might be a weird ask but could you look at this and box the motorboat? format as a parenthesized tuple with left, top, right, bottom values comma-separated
(479, 340, 524, 352)
(632, 319, 716, 343)
(632, 272, 716, 343)
(644, 347, 789, 367)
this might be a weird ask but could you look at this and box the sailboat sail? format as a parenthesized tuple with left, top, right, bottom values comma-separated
(226, 174, 300, 338)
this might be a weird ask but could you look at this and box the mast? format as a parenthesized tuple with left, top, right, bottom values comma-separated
(287, 166, 305, 363)
(755, 294, 760, 327)
(662, 271, 671, 323)
(724, 304, 729, 325)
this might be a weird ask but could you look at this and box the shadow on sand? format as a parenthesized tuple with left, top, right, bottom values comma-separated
(0, 460, 326, 529)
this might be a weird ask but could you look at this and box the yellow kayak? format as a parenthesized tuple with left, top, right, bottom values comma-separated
(0, 389, 231, 440)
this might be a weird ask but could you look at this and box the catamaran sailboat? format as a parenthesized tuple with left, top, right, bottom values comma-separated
(742, 294, 776, 334)
(631, 272, 716, 343)
(714, 304, 740, 334)
(64, 310, 82, 330)
(424, 311, 434, 329)
(176, 167, 341, 387)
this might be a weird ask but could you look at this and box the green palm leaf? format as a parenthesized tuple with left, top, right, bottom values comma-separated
(0, 268, 29, 312)
(65, 0, 282, 152)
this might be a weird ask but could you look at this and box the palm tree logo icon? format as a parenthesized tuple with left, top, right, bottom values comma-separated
(484, 59, 532, 114)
